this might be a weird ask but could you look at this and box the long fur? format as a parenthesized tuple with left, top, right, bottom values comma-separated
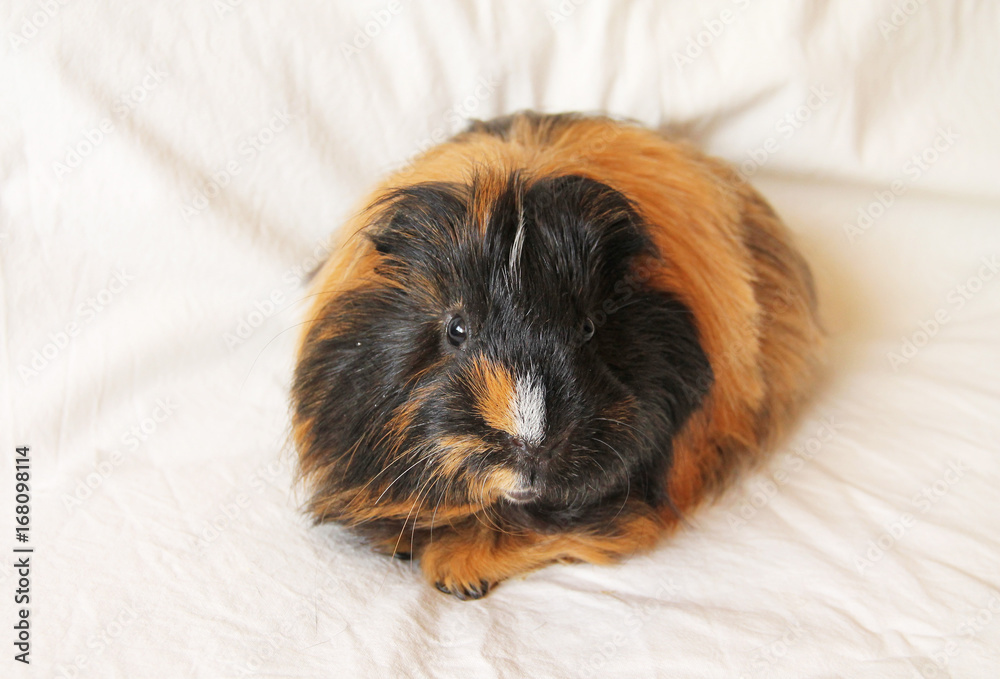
(291, 112, 823, 599)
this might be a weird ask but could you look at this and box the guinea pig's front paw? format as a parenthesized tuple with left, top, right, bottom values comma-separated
(434, 576, 493, 601)
(420, 536, 503, 601)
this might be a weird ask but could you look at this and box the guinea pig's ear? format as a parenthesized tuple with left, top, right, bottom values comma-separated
(368, 218, 402, 256)
(367, 208, 407, 255)
(371, 233, 392, 255)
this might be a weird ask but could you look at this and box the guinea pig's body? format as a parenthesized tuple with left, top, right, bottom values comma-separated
(292, 112, 822, 599)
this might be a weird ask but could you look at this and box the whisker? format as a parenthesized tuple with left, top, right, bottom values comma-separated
(591, 417, 653, 446)
(397, 467, 437, 565)
(593, 437, 632, 523)
(371, 446, 440, 506)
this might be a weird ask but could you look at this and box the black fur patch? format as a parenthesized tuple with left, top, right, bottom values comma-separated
(292, 172, 713, 530)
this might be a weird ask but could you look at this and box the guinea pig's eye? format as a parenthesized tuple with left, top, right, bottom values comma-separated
(446, 315, 469, 347)
(581, 316, 595, 343)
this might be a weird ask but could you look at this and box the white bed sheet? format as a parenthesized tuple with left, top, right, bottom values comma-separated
(3, 1, 1000, 677)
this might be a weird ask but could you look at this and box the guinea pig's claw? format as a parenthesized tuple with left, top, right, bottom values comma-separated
(435, 578, 493, 600)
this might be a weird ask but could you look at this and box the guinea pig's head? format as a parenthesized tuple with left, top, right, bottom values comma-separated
(292, 171, 713, 526)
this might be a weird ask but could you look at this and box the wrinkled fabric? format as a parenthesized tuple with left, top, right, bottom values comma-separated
(2, 1, 999, 677)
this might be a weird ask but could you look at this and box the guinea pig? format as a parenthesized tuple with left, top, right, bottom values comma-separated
(291, 111, 823, 600)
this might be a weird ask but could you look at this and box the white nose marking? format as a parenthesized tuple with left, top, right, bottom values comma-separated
(513, 374, 546, 446)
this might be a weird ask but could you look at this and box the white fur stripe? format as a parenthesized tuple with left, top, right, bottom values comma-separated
(508, 194, 526, 282)
(513, 374, 546, 446)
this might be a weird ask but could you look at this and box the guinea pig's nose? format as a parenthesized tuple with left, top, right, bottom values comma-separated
(508, 435, 534, 454)
(507, 433, 563, 458)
